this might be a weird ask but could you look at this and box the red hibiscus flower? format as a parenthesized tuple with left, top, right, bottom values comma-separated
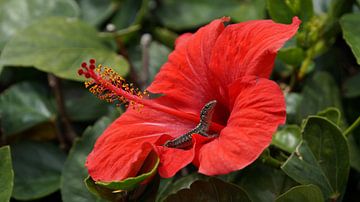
(81, 17, 300, 183)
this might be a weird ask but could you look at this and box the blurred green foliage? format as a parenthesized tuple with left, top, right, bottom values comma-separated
(0, 0, 360, 201)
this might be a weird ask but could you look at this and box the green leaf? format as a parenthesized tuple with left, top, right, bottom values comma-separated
(95, 156, 159, 191)
(157, 0, 265, 30)
(11, 141, 66, 200)
(276, 184, 324, 202)
(317, 107, 341, 126)
(278, 47, 305, 66)
(343, 73, 360, 98)
(77, 0, 115, 26)
(61, 117, 112, 202)
(111, 0, 148, 30)
(272, 125, 301, 153)
(237, 162, 297, 202)
(0, 17, 129, 81)
(0, 82, 56, 136)
(156, 173, 206, 202)
(0, 146, 13, 202)
(63, 84, 114, 121)
(340, 13, 360, 65)
(267, 0, 314, 23)
(297, 71, 342, 123)
(0, 0, 79, 49)
(348, 134, 360, 172)
(164, 177, 250, 202)
(281, 116, 350, 201)
(84, 176, 126, 201)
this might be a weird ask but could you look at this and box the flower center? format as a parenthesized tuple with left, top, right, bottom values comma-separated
(78, 59, 225, 132)
(164, 100, 219, 149)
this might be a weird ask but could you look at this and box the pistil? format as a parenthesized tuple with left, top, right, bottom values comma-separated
(78, 59, 225, 132)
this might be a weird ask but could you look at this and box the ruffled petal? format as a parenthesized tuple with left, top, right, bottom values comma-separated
(196, 76, 286, 175)
(210, 17, 300, 86)
(147, 18, 229, 115)
(86, 107, 196, 182)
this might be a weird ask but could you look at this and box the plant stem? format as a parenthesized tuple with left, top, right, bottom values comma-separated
(344, 116, 360, 137)
(260, 152, 282, 168)
(47, 74, 76, 150)
(140, 33, 152, 88)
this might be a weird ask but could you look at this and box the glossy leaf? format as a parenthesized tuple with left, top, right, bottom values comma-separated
(63, 85, 113, 121)
(237, 162, 297, 202)
(276, 184, 324, 202)
(343, 73, 360, 98)
(0, 146, 13, 202)
(0, 82, 56, 136)
(0, 0, 79, 49)
(317, 107, 341, 126)
(156, 173, 206, 202)
(0, 17, 128, 81)
(84, 176, 126, 201)
(272, 125, 301, 153)
(61, 117, 111, 202)
(340, 13, 360, 65)
(157, 0, 265, 30)
(77, 0, 115, 26)
(11, 141, 66, 200)
(282, 116, 350, 201)
(297, 72, 342, 122)
(111, 0, 148, 30)
(164, 177, 250, 202)
(95, 156, 159, 191)
(267, 0, 313, 23)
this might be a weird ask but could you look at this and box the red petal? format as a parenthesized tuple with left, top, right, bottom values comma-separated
(86, 107, 196, 182)
(196, 76, 286, 175)
(210, 17, 300, 86)
(147, 18, 229, 115)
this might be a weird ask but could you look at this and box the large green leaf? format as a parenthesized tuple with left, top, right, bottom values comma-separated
(281, 116, 350, 201)
(61, 117, 111, 202)
(156, 173, 206, 202)
(237, 162, 297, 202)
(77, 0, 115, 26)
(276, 184, 324, 202)
(63, 83, 114, 121)
(11, 141, 66, 200)
(164, 177, 250, 202)
(340, 13, 360, 65)
(272, 125, 301, 153)
(0, 0, 79, 49)
(0, 82, 56, 136)
(0, 17, 129, 81)
(297, 71, 342, 122)
(0, 146, 13, 202)
(111, 0, 148, 30)
(156, 0, 265, 30)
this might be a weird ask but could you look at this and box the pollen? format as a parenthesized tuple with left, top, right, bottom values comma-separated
(78, 59, 149, 109)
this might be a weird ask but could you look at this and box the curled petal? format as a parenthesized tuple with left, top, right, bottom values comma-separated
(196, 76, 286, 175)
(210, 17, 301, 86)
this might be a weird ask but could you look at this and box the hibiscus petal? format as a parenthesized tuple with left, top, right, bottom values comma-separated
(147, 18, 229, 115)
(196, 76, 286, 175)
(86, 107, 196, 182)
(210, 17, 300, 86)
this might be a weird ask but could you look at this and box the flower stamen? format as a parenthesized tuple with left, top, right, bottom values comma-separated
(78, 59, 225, 132)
